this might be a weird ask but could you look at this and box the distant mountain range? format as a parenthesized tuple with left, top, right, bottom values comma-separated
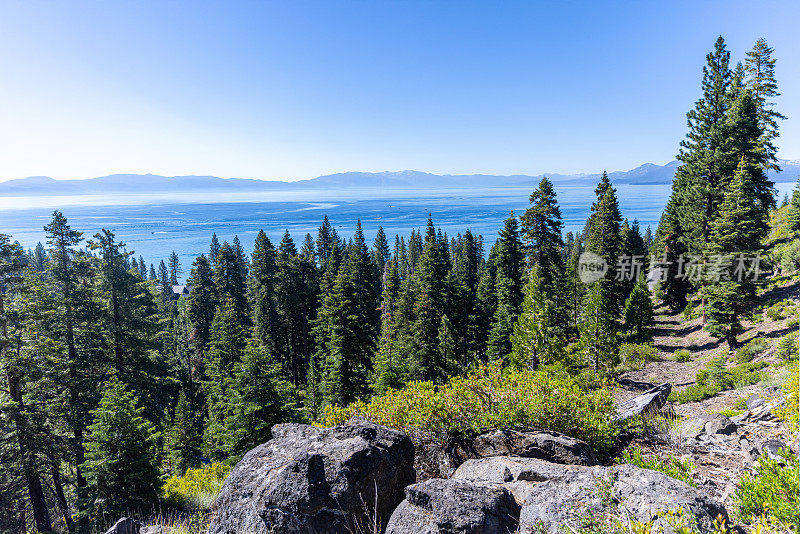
(2, 159, 798, 196)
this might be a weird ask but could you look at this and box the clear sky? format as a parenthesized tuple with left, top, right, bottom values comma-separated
(0, 0, 798, 182)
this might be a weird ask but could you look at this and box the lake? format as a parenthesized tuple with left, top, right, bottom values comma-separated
(2, 181, 796, 274)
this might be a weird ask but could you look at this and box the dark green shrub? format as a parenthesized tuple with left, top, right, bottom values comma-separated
(673, 349, 692, 362)
(735, 338, 770, 363)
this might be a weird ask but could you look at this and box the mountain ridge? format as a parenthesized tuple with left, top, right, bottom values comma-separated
(2, 159, 798, 196)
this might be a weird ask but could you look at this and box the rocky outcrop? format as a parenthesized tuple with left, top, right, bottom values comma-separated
(443, 456, 729, 534)
(446, 429, 597, 469)
(385, 479, 520, 534)
(671, 414, 737, 441)
(104, 518, 141, 534)
(614, 383, 672, 421)
(208, 417, 415, 534)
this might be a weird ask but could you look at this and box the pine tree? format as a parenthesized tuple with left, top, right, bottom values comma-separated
(0, 235, 55, 531)
(187, 255, 217, 357)
(509, 269, 563, 370)
(82, 374, 159, 514)
(225, 341, 297, 456)
(486, 214, 525, 360)
(214, 241, 250, 327)
(373, 225, 390, 271)
(31, 242, 46, 272)
(744, 38, 785, 170)
(138, 256, 147, 279)
(250, 230, 280, 353)
(209, 233, 220, 267)
(622, 277, 654, 343)
(578, 282, 619, 376)
(158, 260, 171, 298)
(43, 211, 93, 489)
(789, 179, 800, 233)
(520, 177, 569, 337)
(167, 388, 202, 475)
(203, 299, 247, 459)
(168, 251, 182, 285)
(149, 263, 157, 281)
(321, 258, 374, 406)
(585, 173, 622, 289)
(89, 229, 162, 414)
(703, 158, 771, 347)
(672, 37, 735, 255)
(406, 217, 450, 381)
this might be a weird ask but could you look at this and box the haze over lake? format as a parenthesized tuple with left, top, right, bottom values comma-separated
(1, 181, 794, 274)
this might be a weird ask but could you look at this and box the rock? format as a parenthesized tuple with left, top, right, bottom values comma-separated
(208, 417, 415, 534)
(453, 456, 579, 483)
(140, 528, 174, 534)
(761, 439, 787, 462)
(448, 429, 597, 467)
(614, 383, 672, 421)
(104, 518, 141, 534)
(670, 414, 737, 441)
(670, 415, 708, 441)
(704, 414, 737, 435)
(451, 457, 728, 534)
(746, 394, 764, 411)
(385, 478, 520, 534)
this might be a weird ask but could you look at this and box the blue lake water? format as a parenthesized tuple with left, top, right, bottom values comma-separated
(1, 182, 795, 274)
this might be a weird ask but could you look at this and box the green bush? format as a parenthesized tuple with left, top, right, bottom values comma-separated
(673, 349, 692, 362)
(671, 360, 766, 403)
(162, 463, 230, 510)
(320, 361, 619, 451)
(682, 302, 700, 321)
(695, 369, 709, 386)
(765, 301, 788, 321)
(618, 447, 696, 487)
(734, 447, 799, 528)
(619, 343, 658, 370)
(735, 338, 770, 363)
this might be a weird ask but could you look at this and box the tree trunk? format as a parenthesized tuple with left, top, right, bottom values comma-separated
(50, 461, 72, 531)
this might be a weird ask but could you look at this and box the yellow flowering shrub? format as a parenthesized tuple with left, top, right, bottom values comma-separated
(320, 361, 618, 451)
(162, 463, 230, 510)
(773, 367, 798, 432)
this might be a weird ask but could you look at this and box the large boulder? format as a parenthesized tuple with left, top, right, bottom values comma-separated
(208, 417, 415, 534)
(447, 429, 597, 468)
(614, 383, 672, 421)
(385, 479, 520, 534)
(669, 414, 737, 442)
(446, 456, 729, 534)
(104, 518, 141, 534)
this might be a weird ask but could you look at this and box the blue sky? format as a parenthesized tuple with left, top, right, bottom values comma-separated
(0, 0, 798, 182)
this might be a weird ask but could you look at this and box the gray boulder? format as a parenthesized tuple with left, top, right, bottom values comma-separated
(208, 417, 415, 534)
(670, 414, 737, 441)
(703, 414, 737, 435)
(615, 383, 672, 421)
(385, 478, 520, 534)
(746, 394, 764, 411)
(450, 456, 728, 534)
(448, 429, 597, 468)
(761, 439, 787, 462)
(104, 518, 141, 534)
